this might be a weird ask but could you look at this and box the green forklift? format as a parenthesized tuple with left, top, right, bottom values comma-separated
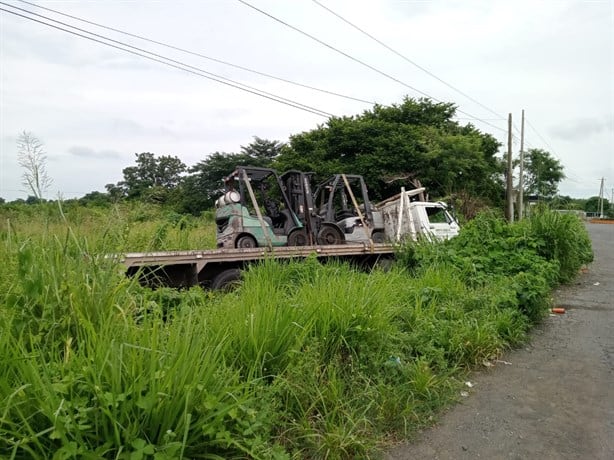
(215, 166, 308, 249)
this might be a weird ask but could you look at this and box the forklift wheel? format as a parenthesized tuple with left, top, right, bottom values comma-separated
(317, 224, 344, 245)
(236, 235, 257, 248)
(371, 231, 385, 243)
(288, 229, 309, 246)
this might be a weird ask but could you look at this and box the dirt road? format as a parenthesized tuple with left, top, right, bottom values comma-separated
(387, 223, 614, 460)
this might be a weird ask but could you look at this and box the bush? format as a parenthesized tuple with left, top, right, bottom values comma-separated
(0, 204, 593, 458)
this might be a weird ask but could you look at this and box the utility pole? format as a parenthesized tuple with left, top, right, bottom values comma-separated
(518, 109, 525, 220)
(598, 177, 605, 218)
(506, 113, 514, 222)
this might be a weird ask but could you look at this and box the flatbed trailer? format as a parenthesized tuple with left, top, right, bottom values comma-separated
(121, 243, 396, 290)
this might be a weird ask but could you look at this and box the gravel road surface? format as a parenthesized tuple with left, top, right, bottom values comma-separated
(386, 223, 613, 460)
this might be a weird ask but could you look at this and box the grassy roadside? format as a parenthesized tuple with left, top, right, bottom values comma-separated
(0, 203, 593, 459)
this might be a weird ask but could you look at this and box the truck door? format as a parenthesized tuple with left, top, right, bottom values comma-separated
(423, 205, 459, 240)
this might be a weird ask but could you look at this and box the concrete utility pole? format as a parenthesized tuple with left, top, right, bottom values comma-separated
(506, 113, 514, 222)
(598, 178, 605, 218)
(518, 109, 524, 220)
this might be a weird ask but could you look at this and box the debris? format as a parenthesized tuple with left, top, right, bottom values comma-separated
(460, 391, 469, 397)
(551, 307, 566, 314)
(465, 381, 474, 388)
(495, 359, 512, 365)
(482, 360, 494, 368)
(593, 282, 600, 286)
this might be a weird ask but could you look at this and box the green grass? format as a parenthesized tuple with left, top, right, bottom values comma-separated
(0, 202, 593, 458)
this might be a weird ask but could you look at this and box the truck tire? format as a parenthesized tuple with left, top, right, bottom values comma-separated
(236, 235, 257, 248)
(211, 268, 242, 291)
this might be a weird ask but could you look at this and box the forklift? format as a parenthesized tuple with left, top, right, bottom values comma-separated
(215, 166, 306, 248)
(313, 174, 386, 243)
(280, 170, 346, 245)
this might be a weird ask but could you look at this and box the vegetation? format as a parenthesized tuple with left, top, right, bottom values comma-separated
(274, 98, 504, 206)
(521, 148, 565, 198)
(16, 131, 53, 201)
(9, 98, 570, 222)
(0, 202, 592, 458)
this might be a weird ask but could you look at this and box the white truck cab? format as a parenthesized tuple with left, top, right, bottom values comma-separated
(378, 187, 459, 242)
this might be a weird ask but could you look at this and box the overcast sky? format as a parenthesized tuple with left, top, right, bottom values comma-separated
(1, 0, 612, 201)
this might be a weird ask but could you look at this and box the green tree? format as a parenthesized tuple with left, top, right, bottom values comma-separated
(118, 152, 186, 201)
(105, 183, 125, 202)
(584, 196, 611, 216)
(79, 191, 112, 207)
(177, 138, 282, 215)
(274, 97, 503, 205)
(522, 149, 565, 198)
(240, 136, 284, 162)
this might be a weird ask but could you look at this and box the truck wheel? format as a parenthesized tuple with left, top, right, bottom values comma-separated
(211, 268, 242, 291)
(317, 224, 344, 245)
(236, 235, 257, 248)
(288, 229, 309, 246)
(371, 231, 385, 243)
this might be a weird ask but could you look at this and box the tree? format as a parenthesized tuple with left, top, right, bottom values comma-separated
(117, 152, 186, 201)
(240, 136, 284, 162)
(177, 137, 282, 215)
(17, 131, 53, 200)
(178, 152, 243, 214)
(79, 190, 112, 207)
(585, 196, 611, 216)
(522, 148, 565, 198)
(274, 97, 503, 205)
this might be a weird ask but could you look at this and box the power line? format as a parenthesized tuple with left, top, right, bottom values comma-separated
(523, 117, 585, 183)
(15, 0, 376, 106)
(237, 0, 508, 134)
(0, 3, 333, 118)
(310, 0, 506, 120)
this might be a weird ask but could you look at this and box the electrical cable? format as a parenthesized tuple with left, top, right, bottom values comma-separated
(310, 0, 506, 120)
(237, 0, 508, 134)
(0, 4, 333, 118)
(14, 0, 375, 105)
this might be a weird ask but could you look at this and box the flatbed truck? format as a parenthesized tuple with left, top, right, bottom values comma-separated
(121, 242, 396, 290)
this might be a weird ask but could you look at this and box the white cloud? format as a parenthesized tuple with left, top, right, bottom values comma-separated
(1, 0, 613, 201)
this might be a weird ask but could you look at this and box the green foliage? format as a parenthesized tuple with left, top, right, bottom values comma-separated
(114, 152, 187, 202)
(177, 137, 284, 215)
(398, 208, 592, 322)
(584, 195, 612, 217)
(0, 203, 592, 458)
(521, 206, 593, 283)
(273, 97, 504, 205)
(522, 148, 565, 198)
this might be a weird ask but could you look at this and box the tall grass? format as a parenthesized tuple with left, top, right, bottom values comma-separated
(0, 203, 593, 458)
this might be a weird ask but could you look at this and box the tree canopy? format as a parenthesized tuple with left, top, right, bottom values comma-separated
(273, 97, 504, 204)
(522, 148, 565, 198)
(177, 137, 284, 214)
(116, 152, 187, 202)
